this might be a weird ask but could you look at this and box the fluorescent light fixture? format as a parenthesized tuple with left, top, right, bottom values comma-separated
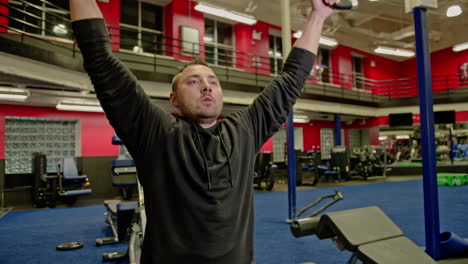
(294, 32, 338, 47)
(0, 87, 30, 101)
(374, 46, 415, 57)
(446, 5, 462, 17)
(378, 136, 388, 141)
(453, 42, 468, 52)
(396, 135, 410, 139)
(195, 2, 257, 25)
(56, 100, 103, 112)
(293, 118, 309, 123)
(320, 36, 338, 47)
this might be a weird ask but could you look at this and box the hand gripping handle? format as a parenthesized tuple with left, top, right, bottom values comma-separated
(323, 0, 355, 10)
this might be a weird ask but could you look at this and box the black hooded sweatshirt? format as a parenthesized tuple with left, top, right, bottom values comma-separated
(72, 18, 315, 264)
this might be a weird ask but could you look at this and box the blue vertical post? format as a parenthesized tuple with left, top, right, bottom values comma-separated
(334, 114, 342, 146)
(413, 7, 441, 260)
(286, 112, 296, 221)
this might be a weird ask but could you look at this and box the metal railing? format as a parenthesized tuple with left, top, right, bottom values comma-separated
(1, 0, 468, 103)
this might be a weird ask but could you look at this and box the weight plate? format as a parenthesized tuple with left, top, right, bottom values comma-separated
(56, 242, 84, 251)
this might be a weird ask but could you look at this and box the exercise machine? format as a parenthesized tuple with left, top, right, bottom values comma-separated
(57, 156, 92, 205)
(253, 152, 277, 191)
(291, 206, 437, 263)
(32, 153, 91, 207)
(98, 179, 146, 263)
(295, 190, 343, 219)
(111, 136, 138, 200)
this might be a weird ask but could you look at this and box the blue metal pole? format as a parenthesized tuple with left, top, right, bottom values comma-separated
(413, 7, 441, 260)
(334, 114, 342, 146)
(286, 112, 296, 221)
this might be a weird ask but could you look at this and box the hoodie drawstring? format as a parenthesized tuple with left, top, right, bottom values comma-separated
(193, 124, 212, 190)
(218, 126, 233, 188)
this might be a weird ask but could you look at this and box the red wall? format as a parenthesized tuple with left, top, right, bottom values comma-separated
(401, 47, 468, 78)
(164, 0, 205, 61)
(331, 45, 402, 90)
(0, 104, 118, 159)
(234, 21, 276, 75)
(0, 0, 8, 33)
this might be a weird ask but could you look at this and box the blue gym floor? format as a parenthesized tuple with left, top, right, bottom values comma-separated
(0, 179, 467, 264)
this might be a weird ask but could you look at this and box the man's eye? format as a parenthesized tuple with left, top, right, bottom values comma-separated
(188, 80, 199, 85)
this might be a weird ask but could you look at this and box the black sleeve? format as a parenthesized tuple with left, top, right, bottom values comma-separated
(234, 47, 316, 151)
(72, 19, 174, 161)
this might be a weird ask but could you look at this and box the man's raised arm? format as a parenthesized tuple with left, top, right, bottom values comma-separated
(69, 0, 103, 22)
(293, 0, 338, 55)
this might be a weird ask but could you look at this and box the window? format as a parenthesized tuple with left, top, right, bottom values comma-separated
(320, 128, 334, 160)
(272, 127, 303, 163)
(5, 117, 79, 174)
(204, 19, 234, 67)
(120, 0, 164, 54)
(316, 48, 331, 83)
(8, 0, 72, 40)
(269, 35, 283, 74)
(352, 55, 364, 89)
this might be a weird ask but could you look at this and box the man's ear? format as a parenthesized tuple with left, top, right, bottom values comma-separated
(169, 92, 178, 107)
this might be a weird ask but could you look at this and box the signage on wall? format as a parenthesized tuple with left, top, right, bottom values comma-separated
(252, 30, 262, 41)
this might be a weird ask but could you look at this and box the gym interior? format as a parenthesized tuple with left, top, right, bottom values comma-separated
(1, 0, 468, 263)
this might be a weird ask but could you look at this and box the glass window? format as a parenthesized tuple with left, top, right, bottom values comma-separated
(269, 35, 283, 74)
(5, 117, 79, 174)
(204, 19, 215, 43)
(120, 0, 164, 55)
(8, 0, 71, 39)
(318, 48, 331, 83)
(204, 18, 234, 67)
(121, 0, 138, 26)
(8, 1, 42, 35)
(217, 21, 232, 46)
(141, 2, 163, 31)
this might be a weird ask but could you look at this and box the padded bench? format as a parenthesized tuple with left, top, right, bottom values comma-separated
(96, 200, 139, 246)
(291, 206, 437, 264)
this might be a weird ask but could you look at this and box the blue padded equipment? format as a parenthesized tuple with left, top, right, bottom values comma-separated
(59, 157, 92, 197)
(63, 157, 88, 181)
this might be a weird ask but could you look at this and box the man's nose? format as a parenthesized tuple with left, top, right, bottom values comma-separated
(201, 80, 212, 93)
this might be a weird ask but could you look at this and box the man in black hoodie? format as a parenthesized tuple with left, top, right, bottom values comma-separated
(70, 0, 338, 263)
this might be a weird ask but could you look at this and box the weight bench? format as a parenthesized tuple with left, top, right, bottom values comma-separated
(57, 157, 92, 199)
(96, 200, 139, 246)
(291, 206, 437, 263)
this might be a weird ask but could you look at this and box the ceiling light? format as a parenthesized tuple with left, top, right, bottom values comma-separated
(396, 135, 410, 139)
(319, 36, 338, 47)
(374, 46, 415, 57)
(56, 100, 103, 112)
(195, 2, 257, 25)
(446, 5, 462, 17)
(0, 87, 30, 101)
(294, 32, 338, 47)
(453, 42, 468, 52)
(293, 118, 309, 123)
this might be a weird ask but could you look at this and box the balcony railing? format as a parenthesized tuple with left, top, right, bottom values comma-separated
(1, 0, 468, 104)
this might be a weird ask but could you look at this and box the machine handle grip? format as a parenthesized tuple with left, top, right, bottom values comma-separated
(290, 217, 320, 237)
(323, 0, 355, 10)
